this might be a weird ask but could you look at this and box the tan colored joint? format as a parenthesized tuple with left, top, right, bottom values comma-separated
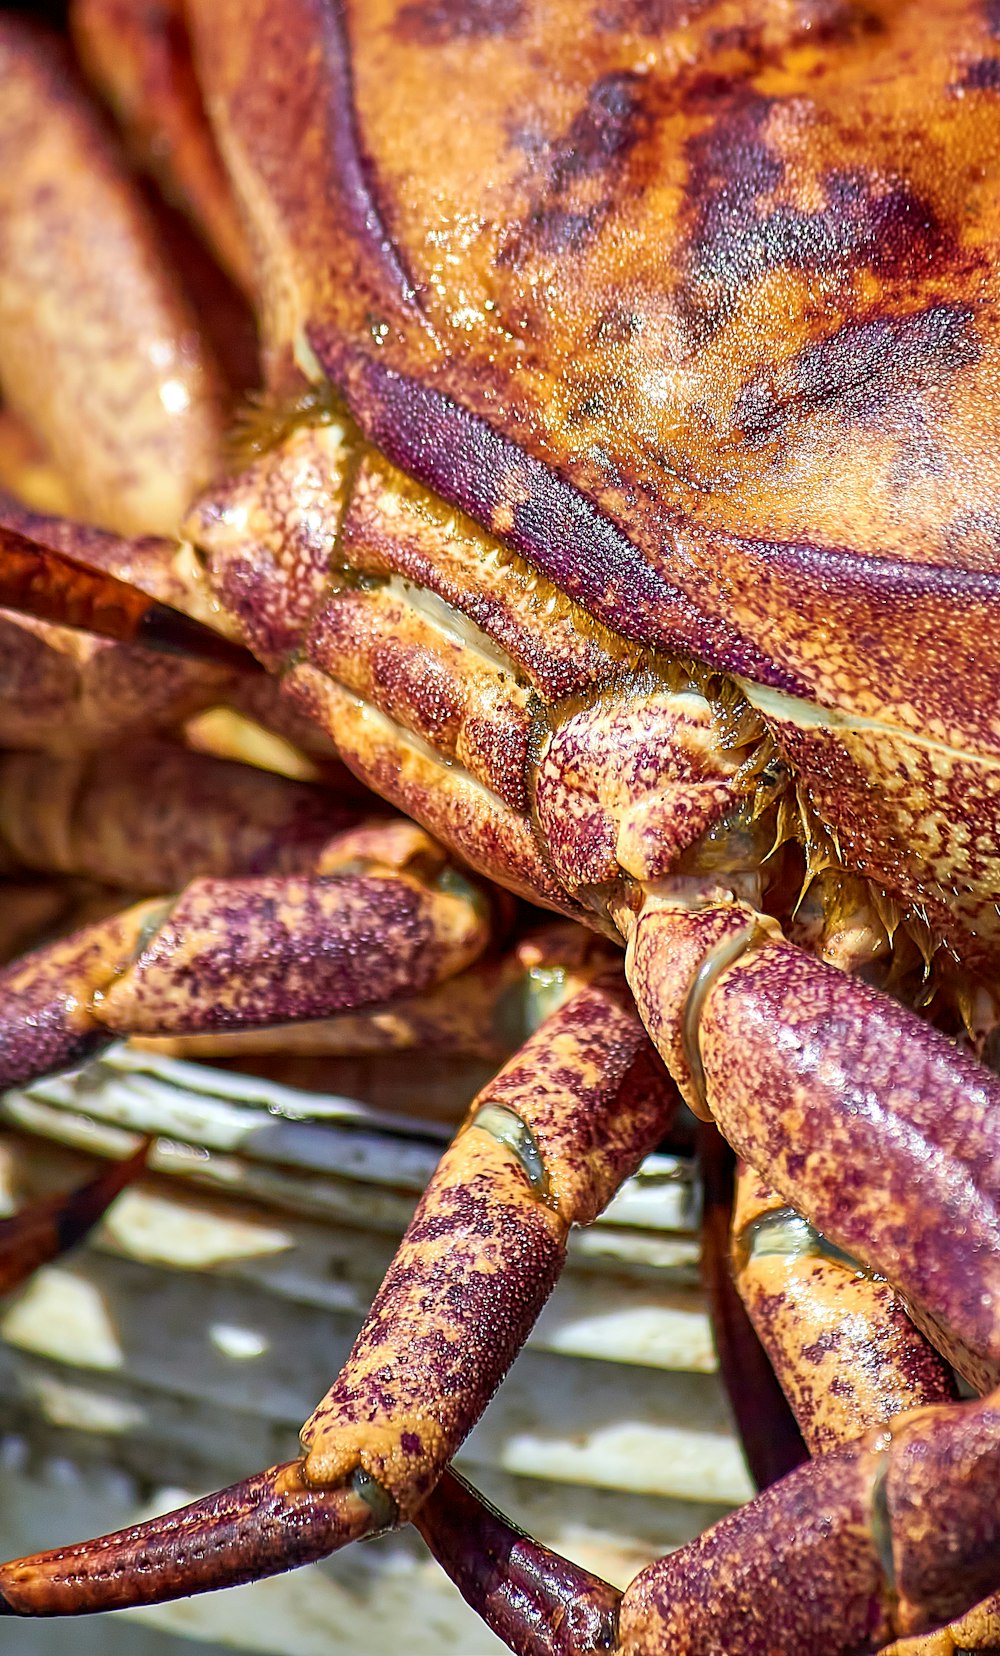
(733, 1204, 865, 1276)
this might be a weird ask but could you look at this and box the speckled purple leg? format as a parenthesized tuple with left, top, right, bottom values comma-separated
(616, 1380, 1000, 1656)
(0, 820, 493, 1088)
(623, 900, 1000, 1389)
(0, 972, 678, 1613)
(731, 1165, 958, 1460)
(730, 1165, 1000, 1656)
(0, 1460, 379, 1615)
(419, 1397, 1000, 1656)
(415, 1469, 622, 1656)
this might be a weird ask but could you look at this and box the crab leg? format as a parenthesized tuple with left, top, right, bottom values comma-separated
(0, 498, 252, 754)
(71, 0, 255, 297)
(730, 1166, 959, 1457)
(619, 896, 1000, 1392)
(422, 1389, 1000, 1655)
(0, 526, 257, 673)
(698, 1129, 807, 1491)
(0, 598, 235, 757)
(0, 501, 338, 773)
(0, 670, 598, 1063)
(133, 922, 616, 1064)
(415, 1469, 622, 1656)
(0, 18, 224, 537)
(0, 1140, 148, 1295)
(614, 1389, 1000, 1653)
(417, 1145, 980, 1656)
(0, 972, 679, 1613)
(0, 738, 361, 892)
(727, 1169, 1000, 1656)
(0, 819, 492, 1088)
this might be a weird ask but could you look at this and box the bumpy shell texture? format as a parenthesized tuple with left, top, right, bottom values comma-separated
(192, 0, 1000, 961)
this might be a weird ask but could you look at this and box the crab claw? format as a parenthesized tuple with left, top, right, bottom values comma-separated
(0, 1459, 386, 1616)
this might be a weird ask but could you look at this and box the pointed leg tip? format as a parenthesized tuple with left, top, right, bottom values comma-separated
(0, 1462, 379, 1615)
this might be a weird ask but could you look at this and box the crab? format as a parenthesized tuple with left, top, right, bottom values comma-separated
(1, 0, 1000, 1650)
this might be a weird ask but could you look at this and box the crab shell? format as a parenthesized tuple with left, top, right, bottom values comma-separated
(184, 0, 1000, 977)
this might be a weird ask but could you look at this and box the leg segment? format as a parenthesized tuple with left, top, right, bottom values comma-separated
(0, 821, 492, 1087)
(422, 1391, 1000, 1655)
(0, 1140, 147, 1294)
(620, 897, 1000, 1390)
(0, 526, 257, 674)
(0, 504, 255, 756)
(415, 1469, 622, 1656)
(0, 18, 224, 536)
(729, 1169, 1000, 1654)
(0, 738, 361, 892)
(71, 0, 255, 296)
(699, 1127, 807, 1490)
(133, 921, 616, 1065)
(731, 1165, 958, 1456)
(0, 972, 678, 1612)
(617, 1384, 1000, 1654)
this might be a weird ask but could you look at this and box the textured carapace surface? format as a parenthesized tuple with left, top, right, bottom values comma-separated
(184, 0, 1000, 971)
(191, 0, 1000, 702)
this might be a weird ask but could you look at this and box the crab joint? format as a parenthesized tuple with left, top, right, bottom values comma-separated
(348, 1468, 398, 1532)
(468, 1101, 549, 1199)
(681, 917, 772, 1121)
(733, 1204, 863, 1274)
(296, 975, 678, 1517)
(867, 1434, 899, 1602)
(729, 1168, 959, 1459)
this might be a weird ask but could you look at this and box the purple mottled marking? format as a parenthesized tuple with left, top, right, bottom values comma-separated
(681, 88, 959, 338)
(801, 1333, 841, 1363)
(500, 72, 651, 266)
(960, 55, 1000, 90)
(497, 204, 605, 265)
(549, 72, 649, 186)
(987, 0, 1000, 38)
(312, 343, 807, 690)
(0, 997, 104, 1091)
(711, 947, 1000, 1367)
(395, 0, 523, 43)
(735, 305, 979, 444)
(593, 0, 715, 30)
